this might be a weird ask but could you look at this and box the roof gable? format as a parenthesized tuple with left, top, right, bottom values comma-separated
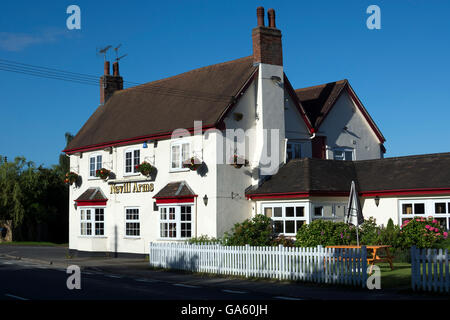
(294, 80, 385, 144)
(295, 79, 348, 129)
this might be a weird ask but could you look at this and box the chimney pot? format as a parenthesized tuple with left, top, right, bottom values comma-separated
(104, 61, 110, 75)
(268, 8, 276, 28)
(256, 6, 265, 27)
(113, 61, 119, 76)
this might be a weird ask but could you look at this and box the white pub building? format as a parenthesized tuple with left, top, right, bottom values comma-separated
(65, 7, 450, 256)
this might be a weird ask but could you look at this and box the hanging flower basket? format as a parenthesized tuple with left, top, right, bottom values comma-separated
(135, 161, 156, 177)
(231, 154, 249, 168)
(96, 168, 111, 180)
(64, 172, 79, 185)
(182, 157, 202, 171)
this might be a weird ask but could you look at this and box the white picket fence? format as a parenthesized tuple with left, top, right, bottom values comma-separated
(149, 243, 368, 287)
(411, 246, 450, 293)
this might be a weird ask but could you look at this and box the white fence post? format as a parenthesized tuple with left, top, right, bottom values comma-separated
(148, 242, 379, 288)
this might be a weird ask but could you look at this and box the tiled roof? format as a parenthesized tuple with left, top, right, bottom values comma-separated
(75, 187, 107, 201)
(295, 79, 348, 129)
(246, 153, 450, 196)
(65, 56, 257, 152)
(153, 181, 196, 198)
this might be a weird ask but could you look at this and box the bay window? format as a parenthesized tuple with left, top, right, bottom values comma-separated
(159, 205, 193, 239)
(80, 208, 105, 236)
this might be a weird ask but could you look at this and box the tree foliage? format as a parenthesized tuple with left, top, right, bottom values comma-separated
(0, 132, 73, 242)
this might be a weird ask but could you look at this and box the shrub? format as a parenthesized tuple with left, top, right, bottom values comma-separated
(399, 217, 448, 249)
(187, 235, 219, 244)
(359, 217, 382, 245)
(222, 214, 273, 246)
(379, 218, 402, 248)
(295, 219, 356, 247)
(271, 235, 295, 247)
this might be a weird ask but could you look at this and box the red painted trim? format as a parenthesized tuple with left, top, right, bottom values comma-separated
(246, 191, 350, 200)
(345, 85, 386, 144)
(284, 74, 314, 134)
(247, 188, 450, 200)
(360, 188, 450, 197)
(75, 200, 108, 206)
(63, 125, 216, 154)
(216, 68, 259, 126)
(155, 197, 196, 204)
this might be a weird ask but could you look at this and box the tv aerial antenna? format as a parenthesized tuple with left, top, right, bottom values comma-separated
(114, 44, 127, 62)
(97, 45, 112, 61)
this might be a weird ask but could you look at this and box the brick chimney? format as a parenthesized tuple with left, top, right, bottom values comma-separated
(100, 61, 123, 105)
(252, 7, 283, 66)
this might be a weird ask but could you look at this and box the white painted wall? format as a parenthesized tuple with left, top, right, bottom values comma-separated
(284, 89, 312, 158)
(317, 91, 382, 160)
(69, 130, 219, 255)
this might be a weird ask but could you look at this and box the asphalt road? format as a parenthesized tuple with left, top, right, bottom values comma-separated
(0, 256, 301, 301)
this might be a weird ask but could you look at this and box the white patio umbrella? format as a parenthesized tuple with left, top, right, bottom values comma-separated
(345, 180, 364, 246)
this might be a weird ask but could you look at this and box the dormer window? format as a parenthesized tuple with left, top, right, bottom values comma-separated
(89, 154, 102, 178)
(125, 148, 140, 175)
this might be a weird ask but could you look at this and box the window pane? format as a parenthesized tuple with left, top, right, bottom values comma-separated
(95, 209, 104, 221)
(334, 151, 344, 160)
(273, 221, 283, 233)
(435, 218, 447, 230)
(90, 157, 95, 176)
(168, 223, 176, 238)
(95, 223, 104, 236)
(296, 207, 304, 217)
(96, 155, 102, 170)
(314, 207, 323, 217)
(274, 207, 282, 217)
(182, 143, 190, 162)
(295, 144, 301, 158)
(125, 152, 132, 172)
(344, 151, 353, 161)
(296, 220, 305, 232)
(335, 205, 345, 218)
(160, 223, 167, 238)
(133, 150, 140, 172)
(435, 203, 446, 214)
(323, 205, 333, 217)
(264, 208, 272, 218)
(172, 145, 180, 169)
(402, 204, 412, 215)
(285, 221, 295, 234)
(286, 207, 294, 217)
(413, 203, 425, 214)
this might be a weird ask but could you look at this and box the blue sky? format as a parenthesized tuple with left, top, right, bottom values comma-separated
(0, 0, 449, 167)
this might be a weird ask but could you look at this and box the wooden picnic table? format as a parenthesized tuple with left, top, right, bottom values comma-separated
(326, 245, 394, 274)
